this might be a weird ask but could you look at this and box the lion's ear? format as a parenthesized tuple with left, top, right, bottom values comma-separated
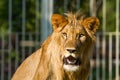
(83, 17, 100, 34)
(51, 14, 68, 31)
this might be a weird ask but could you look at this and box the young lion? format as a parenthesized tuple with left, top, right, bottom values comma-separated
(12, 12, 99, 80)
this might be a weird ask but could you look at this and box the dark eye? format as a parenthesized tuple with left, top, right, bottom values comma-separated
(62, 32, 67, 39)
(79, 34, 86, 42)
(79, 34, 84, 38)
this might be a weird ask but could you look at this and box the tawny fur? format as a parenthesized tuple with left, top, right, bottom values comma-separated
(12, 12, 99, 80)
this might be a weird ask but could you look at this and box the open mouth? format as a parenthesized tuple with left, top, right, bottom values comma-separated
(63, 55, 81, 66)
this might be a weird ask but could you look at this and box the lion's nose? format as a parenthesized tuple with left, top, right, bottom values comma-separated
(66, 48, 76, 53)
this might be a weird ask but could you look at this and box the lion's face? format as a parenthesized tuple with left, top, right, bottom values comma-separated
(61, 24, 88, 71)
(51, 13, 99, 72)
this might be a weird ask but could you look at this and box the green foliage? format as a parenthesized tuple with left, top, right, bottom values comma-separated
(0, 0, 41, 33)
(0, 0, 118, 33)
(0, 0, 8, 32)
(106, 0, 116, 32)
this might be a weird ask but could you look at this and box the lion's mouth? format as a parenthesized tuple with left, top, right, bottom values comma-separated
(63, 55, 81, 65)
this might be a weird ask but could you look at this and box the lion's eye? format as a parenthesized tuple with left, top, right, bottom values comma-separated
(62, 32, 67, 39)
(79, 34, 86, 42)
(78, 34, 84, 39)
(79, 34, 84, 37)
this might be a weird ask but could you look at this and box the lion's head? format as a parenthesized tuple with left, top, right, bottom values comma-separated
(51, 12, 99, 72)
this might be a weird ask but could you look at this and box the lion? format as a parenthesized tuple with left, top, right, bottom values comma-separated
(12, 12, 99, 80)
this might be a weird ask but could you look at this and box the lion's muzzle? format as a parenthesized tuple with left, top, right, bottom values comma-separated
(63, 55, 81, 71)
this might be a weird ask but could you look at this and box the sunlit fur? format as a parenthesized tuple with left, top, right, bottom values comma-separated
(12, 12, 99, 80)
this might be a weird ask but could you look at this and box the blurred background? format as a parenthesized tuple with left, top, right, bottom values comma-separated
(0, 0, 119, 80)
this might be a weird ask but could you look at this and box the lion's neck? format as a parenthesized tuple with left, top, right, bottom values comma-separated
(49, 68, 86, 80)
(48, 67, 80, 80)
(64, 71, 81, 80)
(49, 60, 90, 80)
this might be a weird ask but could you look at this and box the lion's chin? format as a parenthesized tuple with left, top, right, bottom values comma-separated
(63, 55, 81, 71)
(63, 65, 79, 71)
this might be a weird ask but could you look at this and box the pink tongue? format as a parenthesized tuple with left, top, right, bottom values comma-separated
(67, 56, 76, 62)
